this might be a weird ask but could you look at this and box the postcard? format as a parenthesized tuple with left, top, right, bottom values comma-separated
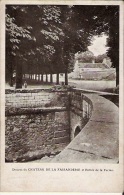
(0, 0, 123, 192)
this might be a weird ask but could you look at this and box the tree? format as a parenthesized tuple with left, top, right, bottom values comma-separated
(6, 5, 63, 87)
(95, 54, 107, 63)
(6, 11, 32, 87)
(6, 5, 119, 87)
(75, 50, 94, 63)
(106, 7, 119, 86)
(88, 6, 119, 85)
(6, 5, 93, 87)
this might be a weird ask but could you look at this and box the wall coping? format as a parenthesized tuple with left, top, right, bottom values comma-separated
(73, 87, 118, 96)
(5, 86, 74, 94)
(52, 92, 119, 163)
(5, 106, 67, 116)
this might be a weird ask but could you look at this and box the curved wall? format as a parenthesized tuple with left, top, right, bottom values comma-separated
(52, 92, 119, 163)
(69, 90, 93, 140)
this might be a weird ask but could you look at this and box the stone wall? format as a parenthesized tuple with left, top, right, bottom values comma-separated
(70, 90, 92, 140)
(5, 88, 70, 162)
(5, 108, 70, 162)
(5, 87, 93, 162)
(6, 88, 69, 108)
(52, 93, 119, 163)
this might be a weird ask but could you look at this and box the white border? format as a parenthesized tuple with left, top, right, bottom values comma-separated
(0, 0, 123, 192)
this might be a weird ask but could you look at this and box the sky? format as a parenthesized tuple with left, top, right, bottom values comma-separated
(88, 34, 109, 56)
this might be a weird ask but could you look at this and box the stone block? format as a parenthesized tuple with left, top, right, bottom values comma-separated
(55, 111, 69, 124)
(54, 130, 68, 138)
(54, 136, 70, 144)
(13, 127, 20, 133)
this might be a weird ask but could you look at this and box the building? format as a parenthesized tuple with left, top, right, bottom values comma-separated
(69, 59, 115, 80)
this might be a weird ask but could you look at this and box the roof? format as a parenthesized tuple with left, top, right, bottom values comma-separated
(78, 63, 109, 69)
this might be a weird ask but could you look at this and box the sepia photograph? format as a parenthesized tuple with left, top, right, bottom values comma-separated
(5, 4, 119, 163)
(1, 0, 123, 193)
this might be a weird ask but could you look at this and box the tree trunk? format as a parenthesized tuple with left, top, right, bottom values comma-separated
(41, 74, 43, 82)
(9, 76, 13, 87)
(50, 74, 53, 83)
(56, 73, 59, 85)
(38, 74, 39, 81)
(9, 65, 13, 87)
(16, 63, 22, 89)
(65, 71, 68, 85)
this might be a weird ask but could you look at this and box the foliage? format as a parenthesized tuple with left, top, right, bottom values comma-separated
(6, 5, 119, 87)
(95, 54, 107, 63)
(75, 50, 94, 63)
(6, 9, 33, 84)
(90, 6, 119, 84)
